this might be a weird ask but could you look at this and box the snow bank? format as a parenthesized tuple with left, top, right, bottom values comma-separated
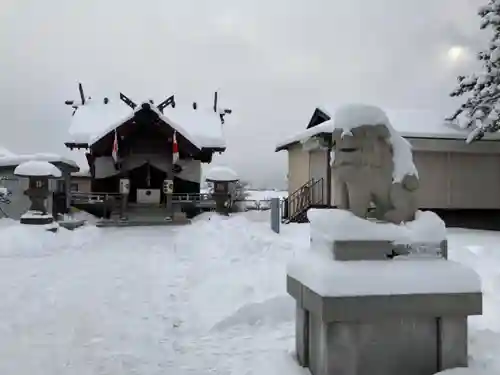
(287, 252, 481, 297)
(434, 368, 493, 375)
(14, 160, 62, 178)
(0, 219, 100, 257)
(205, 166, 239, 182)
(333, 104, 418, 182)
(308, 208, 446, 247)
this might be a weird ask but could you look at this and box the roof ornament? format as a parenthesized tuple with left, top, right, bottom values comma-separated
(157, 95, 176, 113)
(119, 93, 137, 109)
(214, 91, 233, 125)
(64, 82, 89, 116)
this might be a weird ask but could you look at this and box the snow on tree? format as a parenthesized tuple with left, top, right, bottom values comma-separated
(229, 180, 251, 213)
(447, 0, 500, 143)
(232, 180, 250, 201)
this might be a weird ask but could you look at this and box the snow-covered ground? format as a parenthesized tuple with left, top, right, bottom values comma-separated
(0, 212, 498, 374)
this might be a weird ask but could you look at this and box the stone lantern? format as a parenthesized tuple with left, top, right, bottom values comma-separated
(14, 160, 62, 225)
(205, 166, 239, 215)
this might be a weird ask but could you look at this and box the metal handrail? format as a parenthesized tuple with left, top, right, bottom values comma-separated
(287, 178, 324, 222)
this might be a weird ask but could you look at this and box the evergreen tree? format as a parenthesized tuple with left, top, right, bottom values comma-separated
(447, 0, 500, 142)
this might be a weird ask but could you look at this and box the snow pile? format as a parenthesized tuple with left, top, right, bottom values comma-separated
(287, 254, 481, 297)
(14, 160, 62, 178)
(434, 368, 493, 375)
(1, 210, 500, 373)
(0, 152, 78, 168)
(172, 212, 307, 332)
(0, 220, 100, 257)
(205, 166, 239, 182)
(333, 103, 418, 183)
(308, 208, 446, 256)
(0, 186, 8, 195)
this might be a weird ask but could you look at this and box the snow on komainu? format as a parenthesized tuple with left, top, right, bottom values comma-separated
(332, 103, 419, 224)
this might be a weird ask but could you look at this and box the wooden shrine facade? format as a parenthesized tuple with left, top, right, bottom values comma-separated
(65, 92, 226, 208)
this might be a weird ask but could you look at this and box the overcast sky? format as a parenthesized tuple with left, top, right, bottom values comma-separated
(0, 0, 487, 188)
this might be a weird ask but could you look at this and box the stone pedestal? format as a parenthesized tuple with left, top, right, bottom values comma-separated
(20, 211, 54, 225)
(287, 253, 482, 375)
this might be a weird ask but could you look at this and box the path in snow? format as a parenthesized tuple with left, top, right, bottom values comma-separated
(0, 215, 500, 374)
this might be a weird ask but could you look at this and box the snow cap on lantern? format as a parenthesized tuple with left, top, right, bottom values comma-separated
(205, 166, 239, 182)
(14, 160, 62, 178)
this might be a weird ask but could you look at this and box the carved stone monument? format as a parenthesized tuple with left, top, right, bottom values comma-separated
(286, 104, 482, 375)
(331, 106, 419, 224)
(205, 166, 239, 216)
(14, 160, 62, 225)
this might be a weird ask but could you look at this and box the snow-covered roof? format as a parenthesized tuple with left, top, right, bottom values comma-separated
(71, 170, 91, 177)
(67, 94, 226, 150)
(276, 107, 500, 151)
(0, 153, 78, 169)
(205, 166, 239, 182)
(0, 147, 15, 158)
(14, 160, 62, 178)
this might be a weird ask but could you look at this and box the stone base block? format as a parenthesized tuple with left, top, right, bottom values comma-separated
(287, 274, 481, 375)
(20, 215, 54, 225)
(306, 312, 466, 375)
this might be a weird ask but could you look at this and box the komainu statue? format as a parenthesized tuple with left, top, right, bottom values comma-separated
(331, 105, 419, 224)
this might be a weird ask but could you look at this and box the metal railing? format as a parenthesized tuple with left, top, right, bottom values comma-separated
(171, 193, 211, 202)
(71, 191, 123, 204)
(286, 178, 325, 222)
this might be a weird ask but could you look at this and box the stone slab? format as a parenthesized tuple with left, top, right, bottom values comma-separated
(288, 275, 482, 322)
(58, 219, 86, 230)
(20, 216, 54, 225)
(331, 240, 448, 261)
(332, 240, 395, 260)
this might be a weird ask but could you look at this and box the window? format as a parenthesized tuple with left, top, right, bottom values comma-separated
(70, 183, 79, 192)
